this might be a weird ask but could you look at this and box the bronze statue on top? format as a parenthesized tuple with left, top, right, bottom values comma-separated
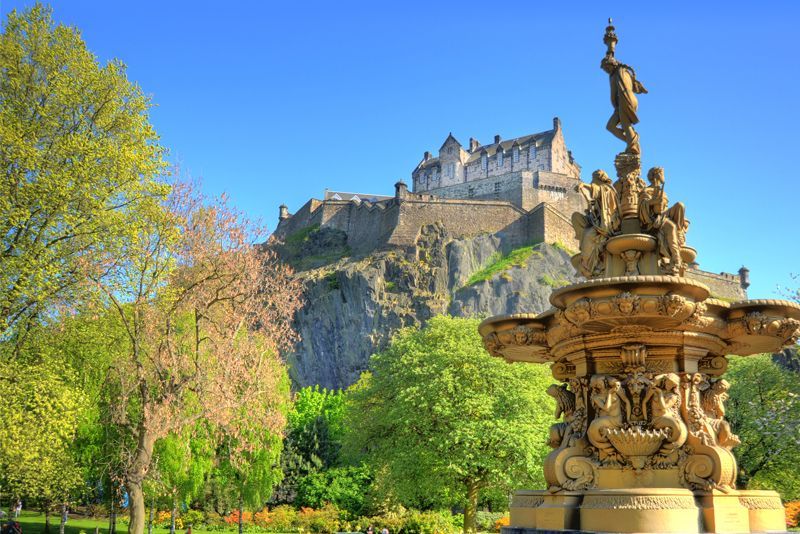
(602, 19, 647, 155)
(638, 167, 689, 275)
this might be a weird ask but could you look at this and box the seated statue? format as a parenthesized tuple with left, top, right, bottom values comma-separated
(571, 170, 620, 278)
(638, 167, 689, 275)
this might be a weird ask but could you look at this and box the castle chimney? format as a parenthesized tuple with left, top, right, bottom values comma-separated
(423, 151, 431, 161)
(278, 204, 289, 221)
(395, 180, 408, 200)
(553, 117, 562, 132)
(494, 134, 501, 144)
(469, 137, 480, 153)
(738, 266, 751, 290)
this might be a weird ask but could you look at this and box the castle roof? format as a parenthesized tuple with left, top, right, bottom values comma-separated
(414, 126, 556, 170)
(324, 190, 392, 203)
(465, 130, 555, 163)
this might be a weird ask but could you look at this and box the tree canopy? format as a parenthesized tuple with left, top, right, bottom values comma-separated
(343, 315, 555, 532)
(727, 353, 800, 500)
(0, 4, 168, 343)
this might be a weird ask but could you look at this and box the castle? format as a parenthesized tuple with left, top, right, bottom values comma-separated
(273, 119, 748, 299)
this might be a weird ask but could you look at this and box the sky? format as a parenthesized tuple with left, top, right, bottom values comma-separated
(1, 0, 798, 298)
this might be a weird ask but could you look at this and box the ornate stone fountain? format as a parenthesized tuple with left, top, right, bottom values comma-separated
(479, 19, 799, 534)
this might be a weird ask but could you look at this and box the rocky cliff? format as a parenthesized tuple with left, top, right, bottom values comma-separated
(280, 223, 577, 389)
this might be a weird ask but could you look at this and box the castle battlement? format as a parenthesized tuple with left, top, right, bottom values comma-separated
(271, 119, 749, 300)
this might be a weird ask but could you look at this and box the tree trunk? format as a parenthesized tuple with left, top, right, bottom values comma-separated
(108, 495, 115, 534)
(59, 503, 67, 534)
(238, 497, 244, 534)
(126, 421, 157, 534)
(170, 497, 176, 534)
(463, 479, 480, 533)
(44, 501, 51, 534)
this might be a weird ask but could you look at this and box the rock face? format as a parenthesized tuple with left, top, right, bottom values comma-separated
(285, 223, 577, 389)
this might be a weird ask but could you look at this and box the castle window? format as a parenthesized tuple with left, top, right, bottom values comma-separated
(530, 145, 537, 162)
(494, 182, 501, 198)
(447, 147, 453, 154)
(468, 186, 475, 198)
(447, 162, 455, 178)
(513, 147, 520, 163)
(481, 153, 488, 170)
(497, 150, 504, 168)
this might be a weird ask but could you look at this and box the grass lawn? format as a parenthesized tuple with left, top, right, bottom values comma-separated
(14, 512, 215, 534)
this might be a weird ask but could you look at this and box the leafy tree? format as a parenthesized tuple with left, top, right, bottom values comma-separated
(0, 4, 167, 343)
(273, 386, 345, 503)
(151, 429, 214, 534)
(87, 182, 301, 534)
(0, 358, 85, 526)
(726, 354, 800, 500)
(295, 465, 372, 518)
(343, 316, 555, 532)
(213, 420, 288, 534)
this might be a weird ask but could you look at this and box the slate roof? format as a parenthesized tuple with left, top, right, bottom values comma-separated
(414, 128, 555, 171)
(324, 190, 392, 203)
(464, 130, 554, 164)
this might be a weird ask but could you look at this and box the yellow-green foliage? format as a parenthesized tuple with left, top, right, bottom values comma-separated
(539, 274, 570, 288)
(552, 241, 577, 255)
(465, 244, 541, 286)
(0, 5, 169, 338)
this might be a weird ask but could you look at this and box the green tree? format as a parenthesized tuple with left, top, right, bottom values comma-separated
(273, 386, 345, 503)
(214, 425, 288, 534)
(0, 4, 167, 343)
(0, 358, 85, 526)
(343, 316, 554, 532)
(726, 354, 800, 500)
(152, 429, 214, 534)
(295, 465, 372, 518)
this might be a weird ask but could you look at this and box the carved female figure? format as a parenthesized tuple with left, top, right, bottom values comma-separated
(571, 170, 620, 278)
(587, 375, 628, 461)
(644, 373, 688, 461)
(638, 167, 689, 274)
(701, 379, 741, 449)
(547, 383, 577, 449)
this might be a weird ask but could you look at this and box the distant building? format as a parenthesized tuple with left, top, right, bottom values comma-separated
(271, 118, 748, 299)
(411, 117, 582, 214)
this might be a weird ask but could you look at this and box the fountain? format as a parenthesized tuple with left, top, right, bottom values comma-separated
(479, 19, 799, 534)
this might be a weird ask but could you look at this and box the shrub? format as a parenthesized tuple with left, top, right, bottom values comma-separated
(295, 504, 341, 533)
(224, 509, 252, 525)
(253, 507, 270, 528)
(367, 511, 406, 534)
(475, 511, 506, 532)
(264, 505, 297, 532)
(402, 510, 457, 534)
(203, 512, 226, 531)
(86, 503, 109, 518)
(786, 501, 800, 529)
(296, 465, 372, 518)
(494, 515, 510, 532)
(154, 511, 180, 529)
(181, 509, 205, 527)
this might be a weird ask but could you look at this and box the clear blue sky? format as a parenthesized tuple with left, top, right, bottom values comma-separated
(2, 0, 798, 298)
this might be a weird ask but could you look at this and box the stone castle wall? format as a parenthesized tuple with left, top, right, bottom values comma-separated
(685, 268, 747, 300)
(274, 195, 538, 255)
